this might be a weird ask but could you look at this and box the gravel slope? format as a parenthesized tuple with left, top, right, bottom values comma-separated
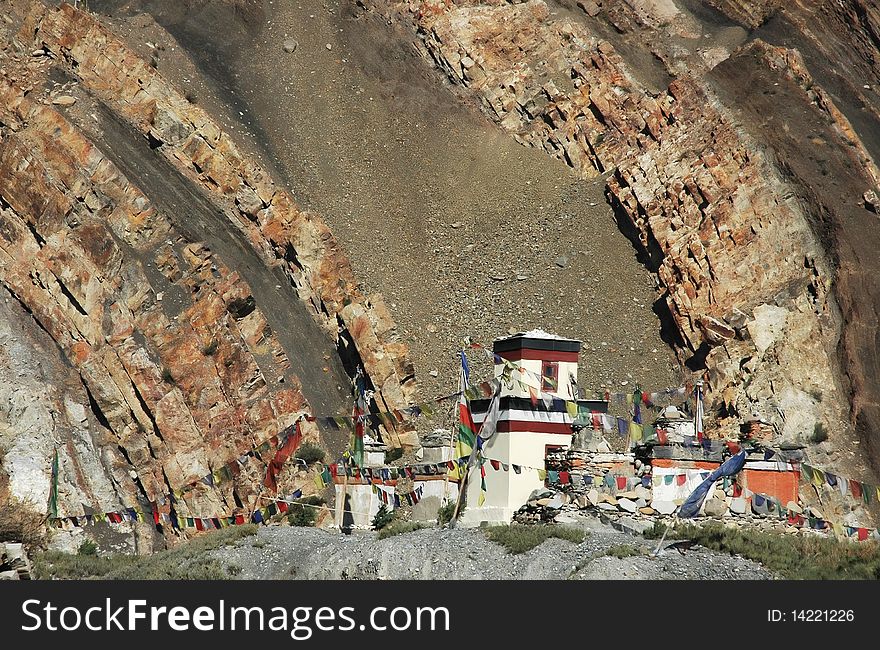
(83, 0, 682, 431)
(209, 515, 773, 580)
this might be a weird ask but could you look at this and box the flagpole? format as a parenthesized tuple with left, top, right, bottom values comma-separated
(444, 394, 455, 502)
(694, 379, 704, 443)
(448, 350, 469, 527)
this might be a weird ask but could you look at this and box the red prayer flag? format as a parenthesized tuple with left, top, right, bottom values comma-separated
(850, 479, 863, 500)
(528, 386, 539, 407)
(858, 527, 869, 541)
(263, 421, 304, 492)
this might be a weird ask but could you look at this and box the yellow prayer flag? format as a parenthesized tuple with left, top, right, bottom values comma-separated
(629, 422, 643, 442)
(537, 469, 547, 480)
(565, 401, 577, 418)
(314, 473, 325, 490)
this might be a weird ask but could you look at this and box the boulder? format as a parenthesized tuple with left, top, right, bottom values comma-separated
(554, 513, 580, 524)
(704, 499, 729, 517)
(618, 498, 637, 513)
(282, 39, 298, 53)
(613, 516, 654, 536)
(639, 506, 655, 515)
(747, 304, 789, 354)
(597, 502, 618, 511)
(864, 189, 879, 213)
(598, 493, 618, 506)
(652, 500, 676, 515)
(786, 501, 803, 514)
(587, 488, 599, 506)
(577, 0, 601, 16)
(52, 95, 76, 107)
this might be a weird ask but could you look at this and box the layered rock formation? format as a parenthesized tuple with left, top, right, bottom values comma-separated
(0, 1, 417, 550)
(703, 0, 781, 29)
(366, 0, 880, 487)
(21, 3, 417, 432)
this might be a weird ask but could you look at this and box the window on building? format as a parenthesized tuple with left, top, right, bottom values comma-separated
(541, 360, 558, 392)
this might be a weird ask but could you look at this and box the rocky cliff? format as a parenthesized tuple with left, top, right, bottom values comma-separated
(0, 1, 417, 551)
(363, 0, 880, 489)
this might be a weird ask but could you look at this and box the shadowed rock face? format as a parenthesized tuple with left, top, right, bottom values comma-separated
(362, 0, 880, 493)
(0, 2, 418, 550)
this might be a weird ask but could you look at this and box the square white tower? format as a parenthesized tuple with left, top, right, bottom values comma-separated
(459, 330, 581, 526)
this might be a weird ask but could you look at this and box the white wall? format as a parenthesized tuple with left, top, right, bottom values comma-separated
(334, 483, 381, 529)
(496, 359, 579, 400)
(457, 430, 571, 526)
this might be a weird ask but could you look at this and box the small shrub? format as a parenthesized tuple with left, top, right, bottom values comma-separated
(294, 443, 325, 465)
(811, 422, 829, 444)
(437, 500, 457, 526)
(0, 495, 47, 548)
(642, 520, 668, 540)
(371, 504, 394, 531)
(377, 520, 424, 540)
(605, 544, 643, 559)
(33, 525, 257, 580)
(385, 447, 403, 463)
(77, 539, 98, 556)
(201, 339, 219, 356)
(185, 91, 199, 104)
(161, 368, 175, 384)
(485, 524, 586, 554)
(287, 496, 325, 527)
(654, 522, 880, 579)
